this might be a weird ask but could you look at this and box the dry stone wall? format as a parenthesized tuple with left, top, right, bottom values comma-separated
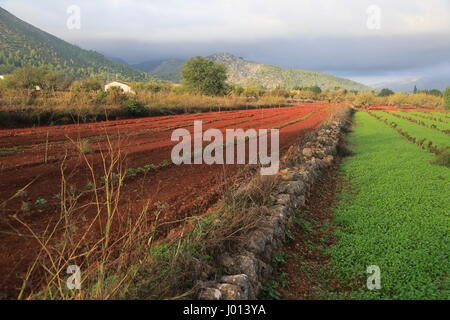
(196, 110, 354, 300)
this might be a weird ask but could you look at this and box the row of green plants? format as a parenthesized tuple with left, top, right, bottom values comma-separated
(397, 112, 450, 130)
(15, 160, 172, 214)
(381, 112, 450, 147)
(411, 112, 450, 124)
(272, 105, 333, 130)
(372, 112, 450, 148)
(407, 113, 450, 131)
(368, 112, 449, 155)
(388, 112, 450, 136)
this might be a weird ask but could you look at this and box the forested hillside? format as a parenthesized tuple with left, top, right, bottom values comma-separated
(0, 7, 157, 81)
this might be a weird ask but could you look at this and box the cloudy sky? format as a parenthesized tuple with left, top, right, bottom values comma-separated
(1, 0, 450, 86)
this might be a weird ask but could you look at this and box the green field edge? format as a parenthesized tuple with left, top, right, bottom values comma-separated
(326, 111, 450, 300)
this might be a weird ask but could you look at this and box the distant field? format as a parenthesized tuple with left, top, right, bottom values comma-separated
(329, 111, 449, 299)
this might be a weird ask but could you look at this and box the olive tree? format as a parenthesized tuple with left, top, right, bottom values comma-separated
(181, 56, 229, 96)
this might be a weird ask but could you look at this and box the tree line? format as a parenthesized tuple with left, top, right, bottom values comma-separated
(2, 61, 450, 110)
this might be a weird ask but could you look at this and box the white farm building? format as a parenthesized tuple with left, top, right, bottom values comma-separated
(104, 81, 136, 94)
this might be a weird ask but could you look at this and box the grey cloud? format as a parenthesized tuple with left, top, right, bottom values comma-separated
(1, 0, 450, 86)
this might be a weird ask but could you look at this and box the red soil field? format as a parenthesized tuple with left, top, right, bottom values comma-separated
(0, 102, 336, 298)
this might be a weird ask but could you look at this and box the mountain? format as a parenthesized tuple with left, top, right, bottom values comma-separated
(374, 76, 450, 93)
(0, 7, 157, 82)
(132, 59, 184, 83)
(208, 53, 371, 91)
(134, 53, 371, 91)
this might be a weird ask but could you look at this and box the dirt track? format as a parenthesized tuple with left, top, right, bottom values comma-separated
(0, 102, 335, 298)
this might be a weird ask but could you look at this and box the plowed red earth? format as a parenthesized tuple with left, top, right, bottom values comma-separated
(0, 102, 336, 298)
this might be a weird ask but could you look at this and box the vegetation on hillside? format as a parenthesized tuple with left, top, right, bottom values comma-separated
(0, 7, 156, 82)
(208, 53, 372, 92)
(135, 53, 372, 91)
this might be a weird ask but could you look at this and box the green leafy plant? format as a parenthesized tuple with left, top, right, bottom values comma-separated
(284, 230, 295, 244)
(273, 253, 287, 267)
(144, 164, 157, 171)
(35, 198, 47, 209)
(86, 182, 94, 192)
(160, 160, 170, 168)
(127, 168, 136, 178)
(292, 217, 313, 234)
(260, 280, 281, 300)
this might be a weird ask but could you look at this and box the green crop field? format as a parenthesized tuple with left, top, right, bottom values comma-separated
(410, 112, 450, 123)
(395, 112, 450, 131)
(328, 111, 450, 299)
(372, 111, 450, 150)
